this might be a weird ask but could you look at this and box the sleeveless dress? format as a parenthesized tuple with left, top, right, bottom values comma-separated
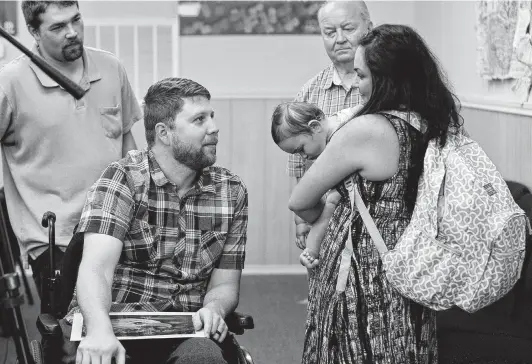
(302, 113, 438, 364)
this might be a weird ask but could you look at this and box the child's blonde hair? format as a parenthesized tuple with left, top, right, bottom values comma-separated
(271, 102, 325, 144)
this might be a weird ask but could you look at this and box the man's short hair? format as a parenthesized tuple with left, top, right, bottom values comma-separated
(22, 1, 79, 30)
(317, 1, 371, 25)
(143, 78, 211, 148)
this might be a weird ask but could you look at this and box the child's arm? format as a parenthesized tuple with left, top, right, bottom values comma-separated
(300, 190, 342, 269)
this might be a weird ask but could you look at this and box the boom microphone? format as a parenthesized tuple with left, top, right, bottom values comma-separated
(0, 26, 86, 100)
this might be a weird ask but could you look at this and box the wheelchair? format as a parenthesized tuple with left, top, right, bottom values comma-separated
(29, 211, 256, 364)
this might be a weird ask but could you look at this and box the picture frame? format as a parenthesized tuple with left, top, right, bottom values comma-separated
(70, 312, 205, 341)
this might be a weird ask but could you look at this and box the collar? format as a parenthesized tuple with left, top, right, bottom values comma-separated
(320, 64, 357, 91)
(320, 64, 336, 90)
(147, 149, 216, 195)
(332, 66, 344, 86)
(29, 43, 102, 91)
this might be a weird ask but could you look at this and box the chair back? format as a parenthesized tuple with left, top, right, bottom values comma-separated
(510, 184, 532, 321)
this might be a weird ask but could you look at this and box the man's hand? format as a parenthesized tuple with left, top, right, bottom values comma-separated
(192, 307, 228, 344)
(295, 215, 311, 250)
(76, 331, 125, 364)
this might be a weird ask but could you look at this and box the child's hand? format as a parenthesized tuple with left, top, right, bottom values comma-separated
(325, 190, 341, 206)
(336, 105, 363, 123)
(299, 248, 319, 269)
(295, 216, 311, 250)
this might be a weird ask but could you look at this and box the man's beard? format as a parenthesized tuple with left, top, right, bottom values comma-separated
(172, 137, 216, 171)
(62, 41, 83, 61)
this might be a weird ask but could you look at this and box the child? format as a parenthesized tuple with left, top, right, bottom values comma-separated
(271, 102, 361, 268)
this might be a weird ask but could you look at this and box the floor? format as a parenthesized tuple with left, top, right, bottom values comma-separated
(0, 273, 309, 364)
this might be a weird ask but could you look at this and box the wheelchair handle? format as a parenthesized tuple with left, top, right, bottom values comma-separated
(42, 211, 56, 261)
(41, 211, 56, 228)
(42, 211, 57, 270)
(42, 211, 60, 315)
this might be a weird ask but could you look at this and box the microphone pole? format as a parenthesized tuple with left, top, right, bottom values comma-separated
(0, 25, 86, 100)
(0, 204, 35, 364)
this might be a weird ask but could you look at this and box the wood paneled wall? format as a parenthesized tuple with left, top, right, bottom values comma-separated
(208, 98, 300, 266)
(461, 106, 532, 190)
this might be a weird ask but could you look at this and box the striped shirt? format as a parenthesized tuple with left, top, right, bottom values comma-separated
(287, 64, 363, 178)
(65, 148, 248, 320)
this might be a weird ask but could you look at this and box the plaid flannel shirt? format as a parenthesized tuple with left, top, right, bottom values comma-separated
(65, 149, 248, 321)
(287, 64, 363, 178)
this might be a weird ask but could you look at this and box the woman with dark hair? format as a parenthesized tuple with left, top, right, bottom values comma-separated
(288, 24, 464, 364)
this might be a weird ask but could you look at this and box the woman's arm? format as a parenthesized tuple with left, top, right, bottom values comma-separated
(292, 198, 326, 224)
(288, 114, 401, 221)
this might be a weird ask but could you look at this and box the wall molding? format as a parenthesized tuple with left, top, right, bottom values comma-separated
(242, 264, 307, 275)
(459, 94, 532, 117)
(212, 93, 294, 100)
(210, 93, 532, 117)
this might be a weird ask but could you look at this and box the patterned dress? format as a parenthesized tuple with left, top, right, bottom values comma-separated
(302, 114, 438, 364)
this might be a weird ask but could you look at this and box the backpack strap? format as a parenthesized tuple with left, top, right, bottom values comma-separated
(346, 177, 388, 256)
(336, 177, 388, 292)
(349, 178, 388, 256)
(335, 110, 423, 292)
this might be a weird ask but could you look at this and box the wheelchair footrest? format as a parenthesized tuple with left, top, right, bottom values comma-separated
(36, 313, 62, 338)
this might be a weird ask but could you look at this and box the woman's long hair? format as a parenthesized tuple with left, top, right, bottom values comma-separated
(355, 24, 463, 147)
(354, 24, 463, 212)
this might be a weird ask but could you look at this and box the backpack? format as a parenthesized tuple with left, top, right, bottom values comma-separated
(337, 112, 530, 313)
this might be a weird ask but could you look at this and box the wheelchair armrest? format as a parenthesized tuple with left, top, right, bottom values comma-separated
(36, 313, 62, 338)
(226, 311, 254, 335)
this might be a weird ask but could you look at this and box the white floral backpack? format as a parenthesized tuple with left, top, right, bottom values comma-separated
(337, 111, 530, 313)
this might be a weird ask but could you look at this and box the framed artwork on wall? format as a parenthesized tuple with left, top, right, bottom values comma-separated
(476, 0, 526, 81)
(178, 1, 323, 36)
(0, 1, 17, 36)
(476, 0, 532, 102)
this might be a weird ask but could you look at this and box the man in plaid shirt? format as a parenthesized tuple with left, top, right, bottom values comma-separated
(289, 1, 372, 249)
(60, 78, 248, 364)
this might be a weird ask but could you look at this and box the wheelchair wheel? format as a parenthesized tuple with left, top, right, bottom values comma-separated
(239, 345, 254, 364)
(13, 340, 43, 364)
(30, 340, 44, 364)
